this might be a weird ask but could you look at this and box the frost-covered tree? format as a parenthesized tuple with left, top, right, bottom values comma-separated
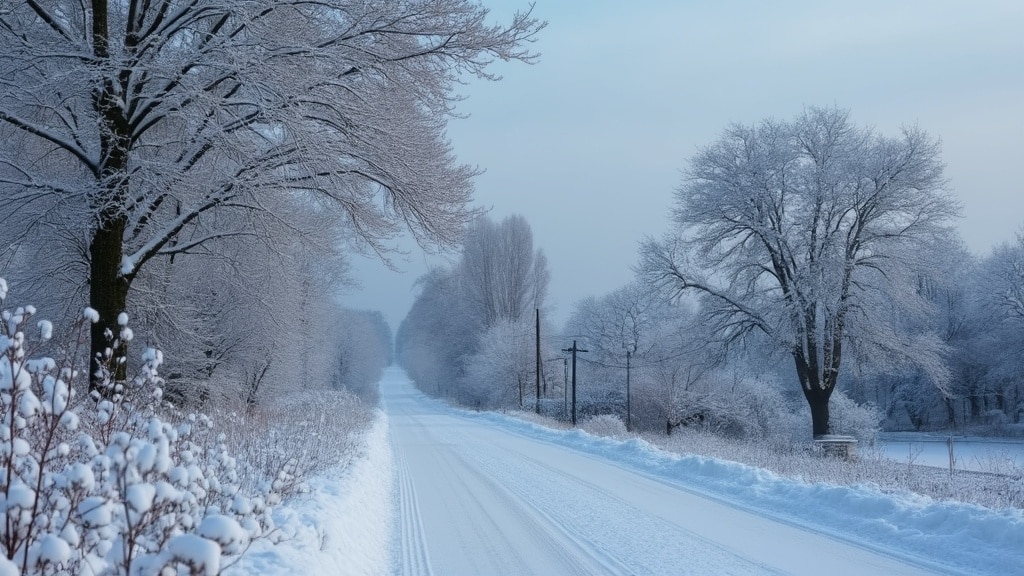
(642, 106, 958, 437)
(565, 283, 703, 428)
(967, 230, 1024, 424)
(568, 282, 665, 362)
(459, 215, 550, 328)
(398, 214, 552, 406)
(331, 309, 392, 403)
(462, 318, 535, 408)
(0, 0, 543, 387)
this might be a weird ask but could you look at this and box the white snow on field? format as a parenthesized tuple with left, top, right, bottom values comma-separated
(880, 432, 1024, 473)
(231, 370, 1023, 575)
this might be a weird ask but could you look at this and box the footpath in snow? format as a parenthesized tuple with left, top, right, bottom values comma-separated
(233, 368, 1023, 575)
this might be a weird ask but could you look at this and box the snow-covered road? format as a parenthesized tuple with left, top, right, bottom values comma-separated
(384, 369, 941, 576)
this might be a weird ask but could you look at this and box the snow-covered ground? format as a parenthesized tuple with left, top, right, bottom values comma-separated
(880, 432, 1024, 473)
(226, 413, 394, 575)
(233, 368, 1024, 575)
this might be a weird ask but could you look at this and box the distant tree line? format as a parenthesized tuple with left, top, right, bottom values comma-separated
(401, 107, 1023, 440)
(397, 214, 557, 410)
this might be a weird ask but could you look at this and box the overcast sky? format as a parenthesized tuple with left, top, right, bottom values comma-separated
(342, 0, 1024, 332)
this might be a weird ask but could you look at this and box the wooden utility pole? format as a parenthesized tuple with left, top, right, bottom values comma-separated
(626, 348, 632, 432)
(561, 340, 588, 426)
(535, 308, 541, 414)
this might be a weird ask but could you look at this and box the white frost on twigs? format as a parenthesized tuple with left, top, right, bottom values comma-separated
(83, 308, 100, 323)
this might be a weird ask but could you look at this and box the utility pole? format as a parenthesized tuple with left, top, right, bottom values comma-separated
(563, 358, 568, 418)
(625, 347, 633, 432)
(535, 308, 541, 414)
(561, 340, 588, 426)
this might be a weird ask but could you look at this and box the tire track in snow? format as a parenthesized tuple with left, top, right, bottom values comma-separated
(436, 443, 628, 575)
(451, 430, 782, 575)
(393, 440, 433, 576)
(490, 446, 784, 575)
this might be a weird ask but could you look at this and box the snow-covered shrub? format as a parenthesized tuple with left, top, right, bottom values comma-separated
(0, 282, 283, 575)
(669, 371, 803, 441)
(580, 414, 629, 438)
(460, 318, 535, 410)
(216, 389, 373, 497)
(826, 390, 881, 445)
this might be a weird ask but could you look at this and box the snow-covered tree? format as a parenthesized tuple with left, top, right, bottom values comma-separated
(0, 0, 543, 388)
(642, 106, 958, 437)
(565, 282, 717, 431)
(966, 230, 1024, 425)
(459, 215, 550, 328)
(398, 214, 552, 407)
(331, 309, 393, 403)
(462, 318, 535, 408)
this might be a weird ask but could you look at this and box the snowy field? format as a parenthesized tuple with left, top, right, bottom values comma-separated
(880, 433, 1024, 474)
(232, 368, 1023, 575)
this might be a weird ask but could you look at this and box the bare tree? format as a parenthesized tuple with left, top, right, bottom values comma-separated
(459, 215, 549, 327)
(642, 106, 958, 437)
(0, 0, 543, 387)
(398, 214, 552, 405)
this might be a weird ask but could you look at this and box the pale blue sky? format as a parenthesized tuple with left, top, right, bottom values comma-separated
(343, 0, 1024, 332)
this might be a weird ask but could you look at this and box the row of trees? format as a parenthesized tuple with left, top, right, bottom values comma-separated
(569, 228, 1024, 439)
(400, 106, 1021, 440)
(397, 214, 555, 409)
(850, 233, 1024, 431)
(580, 107, 1018, 438)
(0, 0, 543, 397)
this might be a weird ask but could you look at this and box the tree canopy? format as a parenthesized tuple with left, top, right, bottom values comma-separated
(0, 0, 543, 386)
(642, 106, 959, 437)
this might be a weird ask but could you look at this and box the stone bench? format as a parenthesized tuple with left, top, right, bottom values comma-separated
(814, 434, 858, 460)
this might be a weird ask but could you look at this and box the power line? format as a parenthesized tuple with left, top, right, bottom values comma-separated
(575, 348, 696, 370)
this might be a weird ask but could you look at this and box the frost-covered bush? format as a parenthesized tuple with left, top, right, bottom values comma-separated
(216, 389, 373, 497)
(580, 414, 629, 439)
(825, 390, 881, 445)
(0, 282, 283, 575)
(669, 372, 804, 441)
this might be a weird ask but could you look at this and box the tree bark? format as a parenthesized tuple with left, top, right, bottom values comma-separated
(794, 349, 835, 438)
(803, 385, 832, 438)
(89, 0, 133, 391)
(89, 220, 130, 390)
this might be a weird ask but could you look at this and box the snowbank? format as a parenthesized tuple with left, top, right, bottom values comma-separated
(227, 411, 394, 576)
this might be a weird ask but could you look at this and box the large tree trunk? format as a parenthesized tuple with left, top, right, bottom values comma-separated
(802, 385, 832, 438)
(88, 0, 134, 391)
(89, 220, 130, 390)
(794, 348, 836, 438)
